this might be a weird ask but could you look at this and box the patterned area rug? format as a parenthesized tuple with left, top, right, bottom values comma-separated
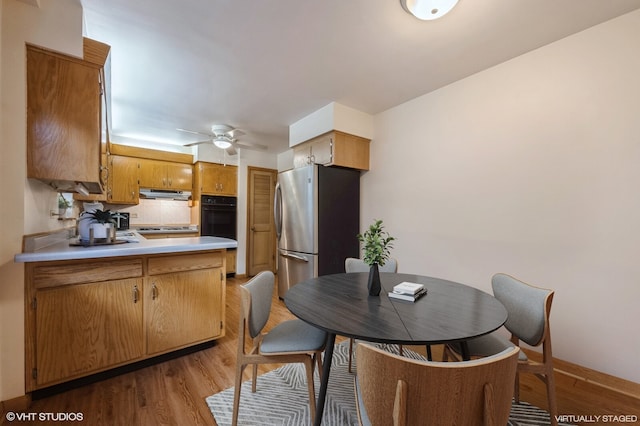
(206, 342, 569, 425)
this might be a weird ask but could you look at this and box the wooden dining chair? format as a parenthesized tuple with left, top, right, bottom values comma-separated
(443, 273, 558, 426)
(345, 257, 399, 372)
(355, 343, 519, 426)
(232, 271, 327, 426)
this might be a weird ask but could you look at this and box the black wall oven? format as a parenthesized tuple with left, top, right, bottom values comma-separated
(200, 195, 237, 240)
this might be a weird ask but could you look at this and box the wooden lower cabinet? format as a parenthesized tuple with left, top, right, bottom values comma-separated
(35, 278, 144, 385)
(25, 250, 225, 391)
(146, 268, 223, 355)
(226, 249, 237, 274)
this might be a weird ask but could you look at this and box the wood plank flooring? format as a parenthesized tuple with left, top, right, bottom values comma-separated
(5, 275, 636, 425)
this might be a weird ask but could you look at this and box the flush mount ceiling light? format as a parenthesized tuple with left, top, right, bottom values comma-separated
(213, 135, 232, 149)
(400, 0, 459, 20)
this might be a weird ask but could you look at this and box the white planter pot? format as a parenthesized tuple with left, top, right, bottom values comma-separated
(78, 214, 93, 241)
(90, 223, 113, 239)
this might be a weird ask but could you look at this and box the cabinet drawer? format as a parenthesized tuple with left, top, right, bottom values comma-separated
(148, 251, 223, 275)
(30, 258, 143, 289)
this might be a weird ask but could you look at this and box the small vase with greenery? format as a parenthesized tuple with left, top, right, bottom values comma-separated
(57, 194, 71, 217)
(357, 219, 396, 296)
(79, 209, 116, 241)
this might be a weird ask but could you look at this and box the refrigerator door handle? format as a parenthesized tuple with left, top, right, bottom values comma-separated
(279, 251, 310, 262)
(274, 182, 282, 241)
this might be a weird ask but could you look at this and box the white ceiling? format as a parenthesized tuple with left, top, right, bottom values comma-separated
(80, 0, 640, 154)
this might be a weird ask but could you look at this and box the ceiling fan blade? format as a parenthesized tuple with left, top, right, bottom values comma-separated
(184, 139, 211, 147)
(228, 128, 245, 138)
(226, 145, 238, 156)
(176, 128, 211, 137)
(235, 142, 268, 151)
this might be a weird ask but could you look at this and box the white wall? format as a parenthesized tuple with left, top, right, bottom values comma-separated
(362, 10, 640, 383)
(289, 102, 374, 146)
(277, 149, 294, 172)
(118, 199, 191, 226)
(0, 0, 83, 402)
(237, 149, 278, 274)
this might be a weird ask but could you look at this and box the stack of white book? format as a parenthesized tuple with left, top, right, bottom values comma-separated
(388, 282, 427, 302)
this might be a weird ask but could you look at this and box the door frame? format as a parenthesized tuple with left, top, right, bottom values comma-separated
(245, 166, 278, 276)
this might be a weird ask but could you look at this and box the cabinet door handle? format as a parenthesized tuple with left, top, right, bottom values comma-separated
(152, 283, 158, 300)
(329, 138, 334, 162)
(132, 285, 139, 303)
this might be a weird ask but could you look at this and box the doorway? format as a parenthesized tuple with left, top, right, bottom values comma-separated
(246, 167, 277, 276)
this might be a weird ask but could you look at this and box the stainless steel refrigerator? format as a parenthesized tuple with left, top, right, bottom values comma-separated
(274, 164, 360, 298)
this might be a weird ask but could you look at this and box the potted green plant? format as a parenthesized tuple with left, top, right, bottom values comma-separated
(57, 194, 71, 217)
(79, 209, 116, 241)
(357, 219, 396, 296)
(85, 209, 116, 224)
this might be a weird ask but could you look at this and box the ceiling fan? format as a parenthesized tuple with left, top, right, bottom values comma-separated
(177, 124, 267, 155)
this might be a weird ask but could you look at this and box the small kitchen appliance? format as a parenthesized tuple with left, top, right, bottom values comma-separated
(113, 212, 130, 231)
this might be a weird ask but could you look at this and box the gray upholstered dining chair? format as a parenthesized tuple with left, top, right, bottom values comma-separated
(345, 257, 398, 372)
(443, 273, 558, 426)
(232, 271, 327, 426)
(345, 257, 398, 274)
(355, 342, 520, 426)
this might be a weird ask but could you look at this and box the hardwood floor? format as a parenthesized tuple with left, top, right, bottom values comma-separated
(7, 275, 638, 425)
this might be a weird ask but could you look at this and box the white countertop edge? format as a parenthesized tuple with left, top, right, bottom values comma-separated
(15, 236, 238, 263)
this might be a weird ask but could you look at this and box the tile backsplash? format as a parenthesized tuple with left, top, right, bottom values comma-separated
(117, 199, 192, 226)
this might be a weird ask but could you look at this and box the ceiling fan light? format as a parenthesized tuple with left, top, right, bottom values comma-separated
(213, 137, 232, 149)
(400, 0, 459, 20)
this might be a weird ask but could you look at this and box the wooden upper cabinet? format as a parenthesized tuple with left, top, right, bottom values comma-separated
(195, 162, 238, 196)
(166, 162, 193, 191)
(139, 159, 193, 191)
(73, 152, 109, 202)
(138, 159, 163, 189)
(26, 41, 109, 194)
(293, 130, 370, 171)
(108, 155, 139, 204)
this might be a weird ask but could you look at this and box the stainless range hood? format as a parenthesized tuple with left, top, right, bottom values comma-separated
(139, 189, 191, 200)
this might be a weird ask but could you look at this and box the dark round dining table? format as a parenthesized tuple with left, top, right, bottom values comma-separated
(284, 272, 508, 426)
